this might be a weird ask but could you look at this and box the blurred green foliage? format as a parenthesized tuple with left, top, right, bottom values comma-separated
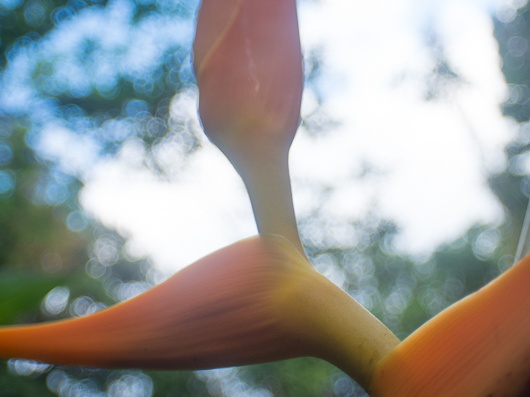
(0, 271, 64, 325)
(0, 0, 529, 396)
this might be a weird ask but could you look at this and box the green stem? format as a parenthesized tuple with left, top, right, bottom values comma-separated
(231, 145, 305, 257)
(286, 269, 400, 390)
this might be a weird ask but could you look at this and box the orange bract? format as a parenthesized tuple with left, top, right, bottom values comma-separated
(370, 254, 530, 397)
(0, 236, 311, 369)
(0, 234, 399, 391)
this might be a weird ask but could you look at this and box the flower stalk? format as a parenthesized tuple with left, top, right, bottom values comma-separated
(193, 0, 304, 254)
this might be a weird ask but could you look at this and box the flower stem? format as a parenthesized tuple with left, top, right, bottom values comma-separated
(281, 266, 400, 390)
(231, 144, 305, 257)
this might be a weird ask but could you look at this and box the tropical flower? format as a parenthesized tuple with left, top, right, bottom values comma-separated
(1, 1, 529, 396)
(0, 235, 397, 391)
(369, 253, 530, 396)
(194, 0, 305, 253)
(0, 0, 398, 385)
(0, 0, 399, 392)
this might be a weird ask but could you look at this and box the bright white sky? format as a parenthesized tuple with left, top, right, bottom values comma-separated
(77, 0, 524, 273)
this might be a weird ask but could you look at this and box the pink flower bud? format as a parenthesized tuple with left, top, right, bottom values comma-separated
(193, 0, 303, 168)
(193, 0, 306, 252)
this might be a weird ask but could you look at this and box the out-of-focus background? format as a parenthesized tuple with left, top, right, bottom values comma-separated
(0, 0, 529, 395)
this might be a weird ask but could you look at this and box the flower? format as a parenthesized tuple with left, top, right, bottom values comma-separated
(1, 237, 306, 369)
(3, 1, 528, 396)
(193, 0, 303, 169)
(0, 0, 398, 375)
(370, 253, 530, 397)
(5, 2, 393, 387)
(193, 0, 305, 252)
(0, 235, 397, 391)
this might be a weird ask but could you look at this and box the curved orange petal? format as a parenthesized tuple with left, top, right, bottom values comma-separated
(0, 236, 307, 369)
(0, 235, 398, 391)
(370, 254, 530, 396)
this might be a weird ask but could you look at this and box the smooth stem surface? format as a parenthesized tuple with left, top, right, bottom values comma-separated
(234, 146, 305, 257)
(278, 263, 400, 390)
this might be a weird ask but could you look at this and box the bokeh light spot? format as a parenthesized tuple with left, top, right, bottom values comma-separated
(86, 258, 107, 279)
(384, 289, 409, 315)
(0, 144, 13, 166)
(24, 0, 47, 27)
(333, 376, 356, 397)
(93, 236, 120, 266)
(472, 228, 500, 260)
(0, 170, 15, 196)
(0, 0, 23, 11)
(42, 286, 70, 316)
(69, 295, 100, 317)
(67, 210, 88, 232)
(8, 359, 51, 377)
(108, 372, 153, 397)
